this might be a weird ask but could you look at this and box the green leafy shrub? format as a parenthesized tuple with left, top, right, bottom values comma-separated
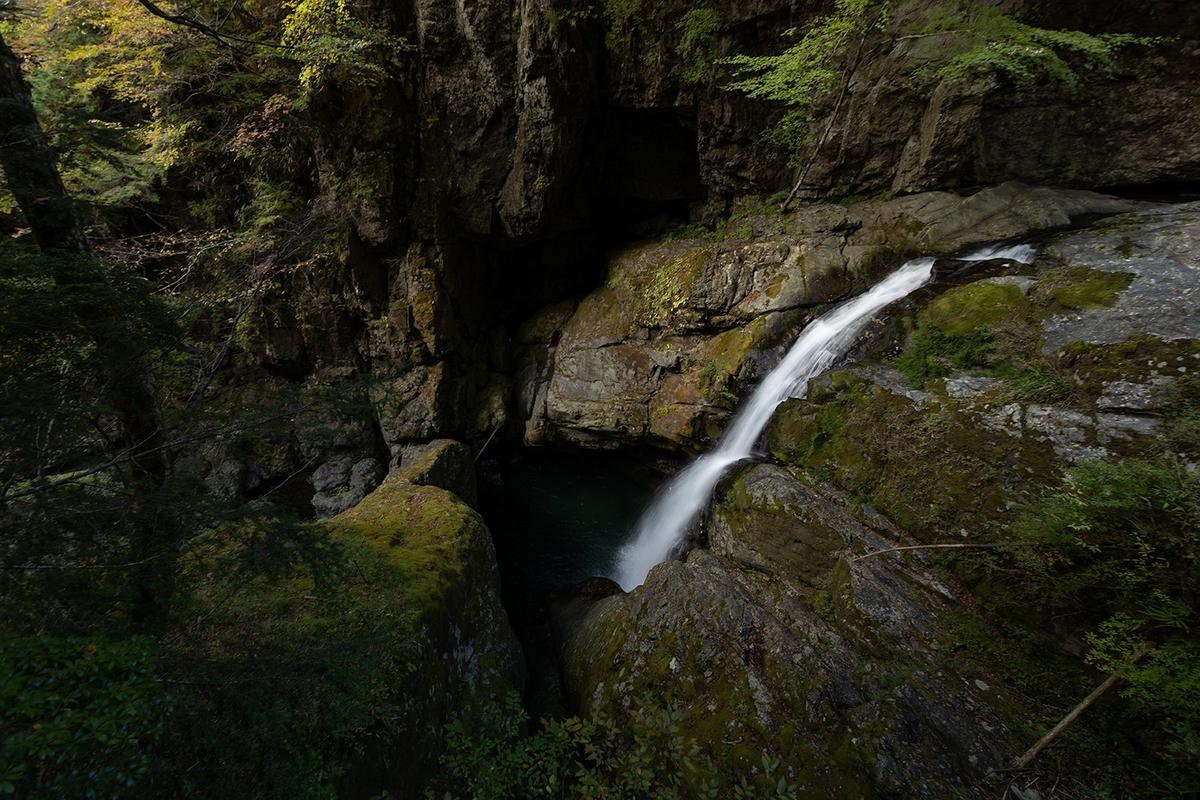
(1014, 456, 1199, 618)
(427, 693, 798, 799)
(915, 7, 1158, 88)
(0, 635, 174, 798)
(1013, 453, 1200, 791)
(676, 9, 723, 85)
(723, 0, 890, 161)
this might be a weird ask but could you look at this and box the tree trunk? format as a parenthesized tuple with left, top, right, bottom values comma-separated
(0, 32, 90, 254)
(0, 31, 172, 627)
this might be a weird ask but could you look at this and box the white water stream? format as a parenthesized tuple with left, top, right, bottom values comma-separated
(612, 243, 1037, 590)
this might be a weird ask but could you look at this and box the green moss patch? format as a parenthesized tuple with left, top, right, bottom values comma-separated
(1057, 335, 1200, 404)
(1035, 266, 1134, 311)
(766, 387, 1059, 542)
(925, 282, 1030, 338)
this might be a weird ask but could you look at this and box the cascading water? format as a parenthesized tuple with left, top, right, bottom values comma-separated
(612, 243, 1038, 591)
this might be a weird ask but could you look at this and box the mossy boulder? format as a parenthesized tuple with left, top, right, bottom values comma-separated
(544, 267, 804, 449)
(553, 539, 1015, 798)
(329, 476, 523, 799)
(393, 438, 478, 507)
(710, 464, 851, 586)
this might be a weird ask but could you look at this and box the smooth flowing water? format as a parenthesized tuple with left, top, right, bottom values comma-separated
(612, 243, 1037, 590)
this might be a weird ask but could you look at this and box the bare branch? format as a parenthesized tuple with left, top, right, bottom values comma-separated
(851, 543, 1004, 562)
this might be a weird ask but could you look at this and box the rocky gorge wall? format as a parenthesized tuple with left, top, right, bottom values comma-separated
(232, 0, 1200, 475)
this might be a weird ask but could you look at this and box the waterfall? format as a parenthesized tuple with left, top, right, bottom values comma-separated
(612, 243, 1037, 591)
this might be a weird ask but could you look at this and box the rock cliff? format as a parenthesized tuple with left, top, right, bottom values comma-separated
(241, 0, 1200, 466)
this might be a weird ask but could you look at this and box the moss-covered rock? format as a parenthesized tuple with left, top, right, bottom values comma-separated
(330, 477, 523, 799)
(392, 438, 478, 508)
(553, 540, 1015, 798)
(925, 281, 1030, 338)
(710, 464, 850, 586)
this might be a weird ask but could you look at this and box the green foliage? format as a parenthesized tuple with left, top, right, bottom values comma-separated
(0, 236, 385, 797)
(11, 0, 406, 242)
(915, 7, 1158, 89)
(279, 0, 408, 105)
(676, 8, 723, 85)
(724, 0, 1156, 166)
(0, 634, 173, 798)
(10, 0, 180, 208)
(602, 0, 646, 49)
(723, 0, 889, 159)
(145, 534, 418, 800)
(427, 692, 798, 799)
(661, 222, 722, 243)
(1014, 456, 1199, 621)
(1012, 452, 1200, 790)
(0, 243, 170, 482)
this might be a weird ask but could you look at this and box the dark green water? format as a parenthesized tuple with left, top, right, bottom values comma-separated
(478, 449, 656, 626)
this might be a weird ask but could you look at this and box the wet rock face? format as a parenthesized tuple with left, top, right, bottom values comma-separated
(249, 0, 1200, 422)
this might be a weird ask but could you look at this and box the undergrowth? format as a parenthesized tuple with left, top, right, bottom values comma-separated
(426, 693, 799, 800)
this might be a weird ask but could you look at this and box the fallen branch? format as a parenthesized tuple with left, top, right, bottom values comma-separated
(475, 425, 501, 463)
(1009, 675, 1119, 770)
(1007, 651, 1145, 771)
(851, 543, 1003, 561)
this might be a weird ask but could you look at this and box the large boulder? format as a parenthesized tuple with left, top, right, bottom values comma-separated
(331, 475, 524, 799)
(554, 485, 1016, 797)
(393, 438, 479, 507)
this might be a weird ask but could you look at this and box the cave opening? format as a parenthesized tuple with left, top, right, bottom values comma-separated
(594, 106, 708, 239)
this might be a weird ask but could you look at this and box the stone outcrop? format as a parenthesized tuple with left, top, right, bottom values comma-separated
(331, 474, 524, 799)
(1041, 202, 1200, 352)
(392, 438, 479, 507)
(553, 470, 1016, 797)
(550, 193, 1200, 800)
